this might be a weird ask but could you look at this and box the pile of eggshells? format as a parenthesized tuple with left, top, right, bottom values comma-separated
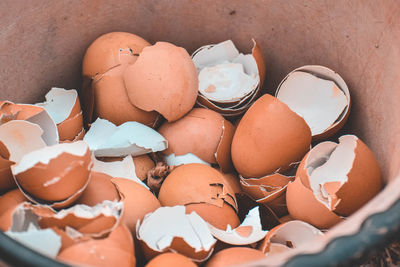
(0, 32, 383, 267)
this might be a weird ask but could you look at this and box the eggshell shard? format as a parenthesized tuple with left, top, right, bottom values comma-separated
(295, 135, 382, 217)
(57, 224, 136, 267)
(0, 142, 16, 192)
(84, 118, 167, 157)
(258, 220, 323, 255)
(192, 39, 266, 118)
(0, 190, 28, 231)
(12, 141, 91, 203)
(111, 178, 161, 235)
(164, 153, 211, 167)
(208, 207, 267, 245)
(276, 65, 351, 140)
(136, 206, 216, 262)
(158, 108, 234, 171)
(92, 155, 148, 188)
(145, 252, 196, 267)
(82, 31, 150, 79)
(231, 94, 311, 178)
(124, 42, 198, 122)
(132, 154, 155, 181)
(205, 247, 266, 267)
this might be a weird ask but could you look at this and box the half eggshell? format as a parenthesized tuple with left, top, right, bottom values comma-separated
(205, 247, 266, 267)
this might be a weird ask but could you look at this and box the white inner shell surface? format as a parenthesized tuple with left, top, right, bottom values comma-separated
(277, 71, 348, 136)
(137, 206, 216, 253)
(164, 153, 211, 167)
(193, 40, 259, 102)
(306, 135, 357, 210)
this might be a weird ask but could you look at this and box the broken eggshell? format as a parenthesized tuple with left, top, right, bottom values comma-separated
(145, 252, 196, 267)
(11, 141, 92, 208)
(84, 118, 167, 157)
(124, 42, 198, 122)
(158, 108, 235, 172)
(276, 65, 350, 141)
(136, 206, 216, 262)
(205, 247, 266, 267)
(208, 206, 267, 246)
(192, 39, 266, 118)
(287, 135, 382, 227)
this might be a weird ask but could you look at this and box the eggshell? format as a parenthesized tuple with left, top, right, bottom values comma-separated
(145, 252, 196, 267)
(0, 141, 15, 192)
(57, 225, 136, 267)
(133, 154, 154, 181)
(295, 135, 382, 217)
(12, 141, 92, 202)
(159, 108, 234, 171)
(82, 31, 150, 79)
(136, 206, 216, 262)
(158, 164, 237, 211)
(0, 190, 28, 231)
(276, 65, 351, 141)
(258, 220, 323, 254)
(208, 207, 267, 246)
(76, 172, 120, 206)
(92, 64, 159, 127)
(0, 101, 20, 123)
(56, 112, 83, 142)
(286, 177, 342, 229)
(231, 94, 311, 178)
(124, 42, 198, 122)
(205, 247, 266, 267)
(220, 171, 241, 195)
(84, 118, 167, 157)
(111, 178, 161, 235)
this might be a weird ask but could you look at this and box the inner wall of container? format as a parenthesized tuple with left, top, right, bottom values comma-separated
(0, 0, 399, 184)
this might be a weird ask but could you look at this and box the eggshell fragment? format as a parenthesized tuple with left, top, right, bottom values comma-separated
(208, 207, 267, 245)
(12, 141, 91, 205)
(58, 224, 136, 267)
(124, 42, 198, 122)
(145, 252, 196, 267)
(158, 108, 234, 171)
(133, 154, 155, 181)
(84, 118, 167, 157)
(192, 39, 266, 118)
(137, 206, 216, 262)
(231, 94, 311, 178)
(111, 178, 161, 235)
(0, 190, 28, 231)
(276, 65, 351, 140)
(290, 135, 382, 220)
(258, 220, 323, 255)
(164, 153, 211, 167)
(205, 247, 266, 267)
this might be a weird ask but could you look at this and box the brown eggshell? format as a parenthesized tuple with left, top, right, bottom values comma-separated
(185, 202, 240, 230)
(93, 64, 159, 127)
(145, 252, 196, 267)
(57, 111, 83, 141)
(205, 247, 266, 267)
(231, 94, 311, 178)
(13, 142, 92, 202)
(0, 190, 28, 231)
(158, 163, 237, 211)
(72, 127, 85, 141)
(111, 178, 161, 234)
(216, 120, 235, 173)
(0, 141, 15, 192)
(158, 108, 225, 164)
(124, 42, 198, 122)
(220, 171, 241, 195)
(133, 154, 155, 181)
(57, 225, 135, 267)
(82, 31, 150, 79)
(76, 172, 120, 206)
(286, 177, 342, 229)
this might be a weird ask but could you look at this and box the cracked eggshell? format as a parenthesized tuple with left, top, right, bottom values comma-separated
(12, 141, 92, 205)
(76, 172, 119, 206)
(82, 31, 150, 79)
(84, 118, 167, 157)
(36, 88, 83, 142)
(132, 154, 155, 181)
(111, 178, 160, 235)
(158, 108, 234, 171)
(258, 220, 323, 255)
(136, 206, 216, 262)
(0, 141, 16, 192)
(0, 190, 28, 231)
(57, 224, 136, 267)
(205, 247, 266, 267)
(276, 65, 350, 140)
(294, 135, 382, 218)
(124, 42, 198, 122)
(145, 252, 196, 267)
(231, 94, 311, 178)
(208, 207, 267, 246)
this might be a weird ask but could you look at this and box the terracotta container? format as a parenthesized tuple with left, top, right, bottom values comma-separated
(0, 1, 399, 266)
